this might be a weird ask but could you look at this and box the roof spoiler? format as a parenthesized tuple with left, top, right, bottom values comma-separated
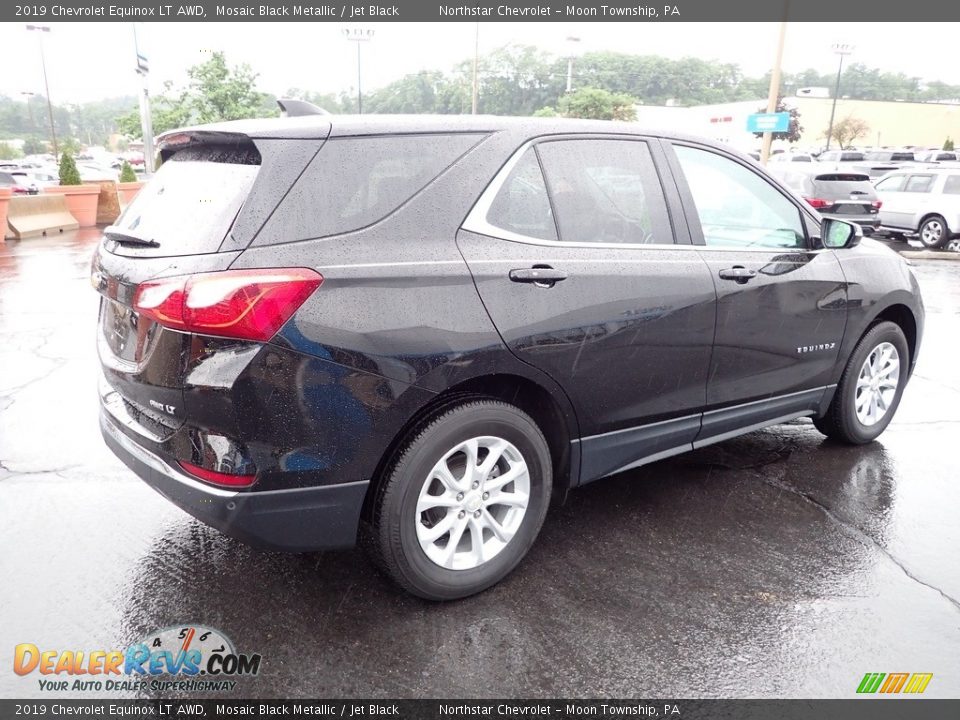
(277, 98, 330, 117)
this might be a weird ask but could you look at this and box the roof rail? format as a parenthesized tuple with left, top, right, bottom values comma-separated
(276, 98, 330, 117)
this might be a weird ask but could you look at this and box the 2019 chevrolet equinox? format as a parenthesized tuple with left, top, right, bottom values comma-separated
(94, 113, 924, 600)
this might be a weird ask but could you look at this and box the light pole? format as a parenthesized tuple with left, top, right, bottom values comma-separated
(133, 24, 155, 173)
(825, 42, 854, 151)
(565, 36, 581, 93)
(26, 24, 58, 158)
(343, 28, 375, 114)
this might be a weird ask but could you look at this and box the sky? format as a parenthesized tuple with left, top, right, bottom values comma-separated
(0, 22, 956, 105)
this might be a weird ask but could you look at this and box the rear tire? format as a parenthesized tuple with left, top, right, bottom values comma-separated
(367, 399, 552, 600)
(814, 321, 909, 444)
(918, 215, 949, 249)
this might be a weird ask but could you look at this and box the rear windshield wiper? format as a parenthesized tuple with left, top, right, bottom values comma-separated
(104, 226, 161, 248)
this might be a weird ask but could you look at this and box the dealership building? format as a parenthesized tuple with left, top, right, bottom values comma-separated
(635, 96, 960, 152)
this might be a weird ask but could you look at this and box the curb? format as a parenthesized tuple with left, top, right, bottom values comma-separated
(899, 250, 960, 261)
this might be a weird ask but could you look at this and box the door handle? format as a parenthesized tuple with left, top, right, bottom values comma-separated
(718, 266, 758, 284)
(509, 267, 568, 287)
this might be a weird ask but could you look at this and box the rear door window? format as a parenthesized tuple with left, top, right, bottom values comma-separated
(485, 149, 557, 241)
(253, 134, 483, 246)
(536, 139, 671, 245)
(904, 175, 934, 193)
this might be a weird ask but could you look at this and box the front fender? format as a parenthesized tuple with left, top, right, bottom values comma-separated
(833, 242, 924, 382)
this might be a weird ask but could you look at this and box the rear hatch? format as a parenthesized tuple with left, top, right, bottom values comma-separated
(808, 173, 880, 217)
(94, 129, 327, 440)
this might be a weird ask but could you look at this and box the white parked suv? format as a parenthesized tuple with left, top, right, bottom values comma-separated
(874, 168, 960, 249)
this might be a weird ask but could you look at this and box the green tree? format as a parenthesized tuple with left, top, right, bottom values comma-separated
(60, 137, 82, 156)
(284, 88, 355, 114)
(945, 137, 955, 151)
(752, 97, 803, 144)
(825, 115, 870, 149)
(58, 152, 82, 185)
(365, 71, 454, 114)
(119, 161, 137, 183)
(187, 51, 271, 124)
(558, 87, 637, 121)
(0, 141, 23, 159)
(465, 44, 564, 116)
(115, 54, 270, 139)
(22, 137, 47, 155)
(533, 106, 558, 117)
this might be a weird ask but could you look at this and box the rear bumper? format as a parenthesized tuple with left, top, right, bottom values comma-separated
(100, 408, 368, 552)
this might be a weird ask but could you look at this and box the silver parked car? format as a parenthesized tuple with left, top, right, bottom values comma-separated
(874, 168, 960, 249)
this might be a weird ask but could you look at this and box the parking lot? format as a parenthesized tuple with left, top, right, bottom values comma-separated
(1, 229, 958, 698)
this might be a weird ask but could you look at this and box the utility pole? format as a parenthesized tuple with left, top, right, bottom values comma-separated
(133, 24, 155, 173)
(760, 18, 788, 165)
(565, 36, 581, 93)
(26, 24, 58, 158)
(825, 42, 854, 151)
(20, 92, 36, 135)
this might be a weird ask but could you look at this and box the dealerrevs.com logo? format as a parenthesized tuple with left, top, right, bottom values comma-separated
(14, 625, 261, 693)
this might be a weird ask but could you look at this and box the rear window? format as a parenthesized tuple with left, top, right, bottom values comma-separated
(252, 134, 483, 246)
(841, 152, 864, 161)
(111, 145, 259, 256)
(812, 175, 874, 196)
(815, 173, 870, 182)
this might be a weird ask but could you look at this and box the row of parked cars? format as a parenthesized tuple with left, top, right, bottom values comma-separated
(0, 151, 145, 195)
(764, 149, 960, 250)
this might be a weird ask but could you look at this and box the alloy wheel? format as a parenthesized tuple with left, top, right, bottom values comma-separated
(415, 436, 530, 570)
(921, 219, 944, 246)
(855, 342, 900, 427)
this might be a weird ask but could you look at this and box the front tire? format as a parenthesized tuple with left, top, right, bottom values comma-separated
(814, 321, 909, 444)
(919, 215, 949, 249)
(367, 399, 552, 600)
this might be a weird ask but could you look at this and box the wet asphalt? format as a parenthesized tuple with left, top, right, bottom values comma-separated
(1, 229, 958, 699)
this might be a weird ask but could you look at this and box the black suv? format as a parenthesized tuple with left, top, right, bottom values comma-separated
(95, 114, 924, 600)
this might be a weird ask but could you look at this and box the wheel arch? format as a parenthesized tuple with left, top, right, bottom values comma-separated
(836, 300, 920, 385)
(918, 212, 951, 239)
(873, 303, 918, 369)
(360, 372, 581, 528)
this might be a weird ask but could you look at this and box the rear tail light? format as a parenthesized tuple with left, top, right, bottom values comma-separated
(872, 200, 883, 209)
(804, 198, 829, 209)
(178, 461, 256, 488)
(133, 268, 322, 342)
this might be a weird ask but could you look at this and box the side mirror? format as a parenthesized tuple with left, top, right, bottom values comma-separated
(820, 218, 862, 249)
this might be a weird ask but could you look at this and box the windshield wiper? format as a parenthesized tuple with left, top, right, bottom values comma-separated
(104, 226, 160, 248)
